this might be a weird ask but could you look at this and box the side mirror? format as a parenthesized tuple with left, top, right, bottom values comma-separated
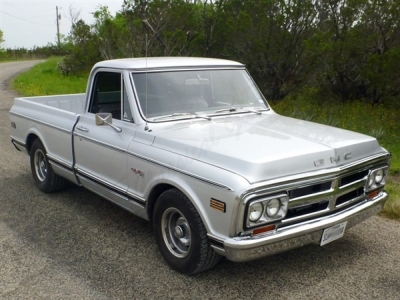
(95, 113, 112, 125)
(95, 113, 122, 133)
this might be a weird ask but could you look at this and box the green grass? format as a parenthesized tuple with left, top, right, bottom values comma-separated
(383, 178, 400, 219)
(12, 56, 87, 96)
(13, 58, 400, 219)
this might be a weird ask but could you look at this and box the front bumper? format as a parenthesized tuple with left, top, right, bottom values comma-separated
(222, 192, 388, 262)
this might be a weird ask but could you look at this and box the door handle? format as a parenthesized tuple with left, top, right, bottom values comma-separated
(76, 126, 89, 132)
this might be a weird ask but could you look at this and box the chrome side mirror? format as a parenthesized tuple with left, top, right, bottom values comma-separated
(95, 113, 122, 133)
(95, 113, 112, 125)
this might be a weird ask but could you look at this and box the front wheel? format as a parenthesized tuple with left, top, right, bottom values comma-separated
(30, 139, 67, 193)
(153, 189, 221, 274)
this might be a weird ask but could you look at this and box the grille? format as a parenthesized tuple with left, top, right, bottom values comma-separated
(286, 200, 329, 219)
(288, 182, 331, 198)
(340, 170, 369, 187)
(284, 168, 373, 222)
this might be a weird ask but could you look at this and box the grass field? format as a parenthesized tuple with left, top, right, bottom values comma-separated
(12, 57, 400, 219)
(12, 57, 88, 96)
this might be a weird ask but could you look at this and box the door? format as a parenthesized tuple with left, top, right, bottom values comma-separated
(73, 70, 137, 210)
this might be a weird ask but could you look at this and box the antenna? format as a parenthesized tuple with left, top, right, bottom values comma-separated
(144, 34, 151, 131)
(145, 33, 148, 117)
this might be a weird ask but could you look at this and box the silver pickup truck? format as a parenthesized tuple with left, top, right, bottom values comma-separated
(10, 57, 391, 274)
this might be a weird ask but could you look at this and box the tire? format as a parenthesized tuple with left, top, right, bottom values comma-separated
(30, 139, 67, 193)
(153, 189, 221, 274)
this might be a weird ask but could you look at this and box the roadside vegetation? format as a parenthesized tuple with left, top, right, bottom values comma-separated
(0, 28, 68, 61)
(12, 56, 400, 219)
(12, 57, 87, 95)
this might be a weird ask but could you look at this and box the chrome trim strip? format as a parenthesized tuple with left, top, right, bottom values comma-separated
(10, 111, 73, 134)
(47, 154, 73, 171)
(75, 168, 146, 205)
(78, 176, 144, 211)
(207, 234, 225, 250)
(11, 137, 26, 148)
(336, 181, 365, 197)
(126, 150, 233, 191)
(131, 66, 246, 73)
(73, 132, 126, 153)
(76, 168, 126, 193)
(289, 188, 334, 207)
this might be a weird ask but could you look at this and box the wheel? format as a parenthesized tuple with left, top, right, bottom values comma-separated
(153, 189, 221, 274)
(30, 139, 67, 193)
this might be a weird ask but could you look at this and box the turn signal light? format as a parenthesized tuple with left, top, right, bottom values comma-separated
(367, 190, 380, 200)
(252, 224, 276, 235)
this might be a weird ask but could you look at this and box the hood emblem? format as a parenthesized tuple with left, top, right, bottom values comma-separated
(314, 159, 324, 167)
(315, 152, 352, 167)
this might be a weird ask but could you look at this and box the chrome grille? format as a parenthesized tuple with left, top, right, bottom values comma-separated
(284, 167, 382, 222)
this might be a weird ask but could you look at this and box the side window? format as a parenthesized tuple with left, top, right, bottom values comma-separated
(89, 72, 122, 119)
(123, 80, 134, 122)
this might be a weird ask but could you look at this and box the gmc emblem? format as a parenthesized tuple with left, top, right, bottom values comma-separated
(314, 152, 352, 167)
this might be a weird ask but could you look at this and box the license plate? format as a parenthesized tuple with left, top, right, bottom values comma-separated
(320, 222, 347, 246)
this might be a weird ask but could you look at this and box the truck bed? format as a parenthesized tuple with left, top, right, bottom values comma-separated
(9, 94, 85, 184)
(15, 93, 86, 114)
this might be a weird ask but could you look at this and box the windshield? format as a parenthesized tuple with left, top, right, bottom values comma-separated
(132, 69, 268, 120)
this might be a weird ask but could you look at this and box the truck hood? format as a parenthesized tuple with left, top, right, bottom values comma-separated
(151, 113, 385, 183)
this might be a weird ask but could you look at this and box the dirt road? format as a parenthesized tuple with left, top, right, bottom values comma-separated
(1, 61, 399, 299)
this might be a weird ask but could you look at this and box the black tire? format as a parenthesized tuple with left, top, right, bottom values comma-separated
(30, 139, 67, 193)
(153, 188, 221, 274)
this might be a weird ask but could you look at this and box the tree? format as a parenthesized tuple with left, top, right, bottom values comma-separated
(58, 19, 102, 74)
(306, 0, 400, 104)
(0, 29, 4, 49)
(219, 0, 318, 101)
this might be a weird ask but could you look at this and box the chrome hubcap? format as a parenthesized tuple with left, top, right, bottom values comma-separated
(34, 149, 47, 182)
(161, 208, 191, 258)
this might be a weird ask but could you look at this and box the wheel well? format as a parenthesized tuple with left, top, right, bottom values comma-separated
(26, 134, 39, 154)
(147, 183, 175, 222)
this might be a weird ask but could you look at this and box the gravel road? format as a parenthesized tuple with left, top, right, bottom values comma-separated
(1, 61, 399, 300)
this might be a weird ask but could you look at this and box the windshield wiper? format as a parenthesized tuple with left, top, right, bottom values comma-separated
(214, 107, 239, 113)
(214, 107, 266, 115)
(153, 112, 211, 121)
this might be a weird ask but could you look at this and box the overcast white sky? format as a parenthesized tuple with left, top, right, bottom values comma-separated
(0, 0, 124, 48)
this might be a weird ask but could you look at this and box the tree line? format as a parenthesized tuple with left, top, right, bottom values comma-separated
(58, 0, 400, 105)
(0, 29, 68, 60)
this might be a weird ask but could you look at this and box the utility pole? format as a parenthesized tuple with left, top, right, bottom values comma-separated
(56, 6, 61, 49)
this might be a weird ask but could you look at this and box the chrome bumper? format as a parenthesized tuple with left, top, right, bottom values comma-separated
(223, 192, 388, 262)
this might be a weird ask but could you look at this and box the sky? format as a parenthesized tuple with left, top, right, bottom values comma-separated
(0, 0, 124, 49)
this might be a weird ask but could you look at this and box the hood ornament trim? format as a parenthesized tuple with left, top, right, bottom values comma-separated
(316, 152, 353, 167)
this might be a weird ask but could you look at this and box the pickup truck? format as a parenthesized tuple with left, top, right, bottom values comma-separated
(10, 57, 391, 274)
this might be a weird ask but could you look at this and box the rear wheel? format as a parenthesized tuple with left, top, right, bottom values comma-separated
(153, 189, 221, 274)
(30, 139, 67, 193)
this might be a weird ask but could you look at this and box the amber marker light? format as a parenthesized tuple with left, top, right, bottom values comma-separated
(252, 224, 276, 235)
(210, 198, 226, 212)
(367, 190, 380, 200)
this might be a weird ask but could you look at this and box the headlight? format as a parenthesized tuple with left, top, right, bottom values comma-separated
(367, 175, 375, 188)
(246, 194, 289, 228)
(366, 166, 388, 192)
(249, 202, 263, 222)
(266, 198, 281, 217)
(374, 169, 384, 184)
